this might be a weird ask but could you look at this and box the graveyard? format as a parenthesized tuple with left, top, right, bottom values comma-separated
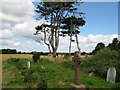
(2, 49, 120, 89)
(1, 1, 120, 89)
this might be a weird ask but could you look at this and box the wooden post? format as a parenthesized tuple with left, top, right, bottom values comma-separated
(70, 51, 86, 89)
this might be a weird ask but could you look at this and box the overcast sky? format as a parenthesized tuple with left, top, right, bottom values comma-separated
(0, 0, 119, 53)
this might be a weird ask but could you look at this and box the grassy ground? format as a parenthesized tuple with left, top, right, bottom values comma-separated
(2, 58, 120, 89)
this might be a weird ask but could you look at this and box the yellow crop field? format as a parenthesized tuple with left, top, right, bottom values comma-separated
(0, 54, 91, 62)
(0, 54, 33, 61)
(0, 54, 65, 62)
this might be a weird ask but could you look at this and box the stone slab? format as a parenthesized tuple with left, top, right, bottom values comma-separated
(70, 84, 86, 90)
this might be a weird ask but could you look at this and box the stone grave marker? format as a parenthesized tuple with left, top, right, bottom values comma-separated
(70, 51, 86, 89)
(27, 62, 30, 69)
(106, 67, 116, 83)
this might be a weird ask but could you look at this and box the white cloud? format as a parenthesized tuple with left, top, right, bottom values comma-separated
(1, 0, 34, 24)
(1, 33, 118, 52)
(1, 23, 11, 29)
(12, 18, 44, 40)
(0, 29, 13, 39)
(0, 0, 119, 53)
(2, 0, 34, 2)
(58, 34, 118, 52)
(1, 38, 18, 46)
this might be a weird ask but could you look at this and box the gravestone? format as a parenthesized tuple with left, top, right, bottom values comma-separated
(106, 67, 116, 83)
(70, 51, 86, 89)
(27, 62, 30, 69)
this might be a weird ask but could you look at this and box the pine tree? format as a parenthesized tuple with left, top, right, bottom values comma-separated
(34, 1, 85, 57)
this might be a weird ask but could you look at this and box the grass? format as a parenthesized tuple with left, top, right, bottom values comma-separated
(2, 57, 120, 88)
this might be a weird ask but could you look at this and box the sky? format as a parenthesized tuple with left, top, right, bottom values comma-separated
(0, 0, 119, 53)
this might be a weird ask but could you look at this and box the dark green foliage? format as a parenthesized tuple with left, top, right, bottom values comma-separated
(64, 53, 71, 59)
(92, 38, 120, 55)
(3, 57, 120, 88)
(62, 61, 74, 70)
(6, 58, 24, 71)
(81, 52, 87, 55)
(16, 63, 23, 70)
(37, 80, 48, 89)
(107, 38, 120, 51)
(35, 2, 86, 57)
(32, 52, 40, 62)
(10, 58, 19, 63)
(81, 49, 120, 82)
(0, 49, 17, 54)
(8, 58, 26, 70)
(24, 75, 37, 83)
(61, 16, 85, 33)
(24, 75, 36, 83)
(92, 42, 105, 54)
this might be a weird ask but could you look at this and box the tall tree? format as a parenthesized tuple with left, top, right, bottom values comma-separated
(117, 41, 120, 50)
(92, 42, 105, 54)
(34, 1, 85, 57)
(61, 16, 85, 53)
(107, 38, 119, 50)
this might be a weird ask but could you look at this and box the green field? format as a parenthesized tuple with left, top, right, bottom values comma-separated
(2, 57, 120, 88)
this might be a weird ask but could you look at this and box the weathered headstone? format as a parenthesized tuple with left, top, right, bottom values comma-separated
(106, 67, 116, 83)
(70, 51, 86, 89)
(27, 62, 30, 69)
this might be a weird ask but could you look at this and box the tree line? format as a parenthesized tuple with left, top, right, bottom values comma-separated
(91, 38, 120, 55)
(0, 49, 17, 54)
(0, 48, 87, 55)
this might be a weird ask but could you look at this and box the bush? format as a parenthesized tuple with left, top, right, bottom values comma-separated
(7, 58, 19, 63)
(62, 61, 74, 70)
(81, 49, 120, 82)
(32, 52, 40, 62)
(37, 80, 48, 89)
(64, 53, 71, 59)
(24, 76, 36, 83)
(24, 69, 36, 83)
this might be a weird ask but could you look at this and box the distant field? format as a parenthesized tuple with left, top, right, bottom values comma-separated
(0, 54, 92, 62)
(0, 54, 33, 61)
(0, 54, 65, 61)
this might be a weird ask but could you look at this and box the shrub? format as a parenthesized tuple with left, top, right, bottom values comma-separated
(81, 49, 120, 82)
(24, 69, 36, 83)
(16, 63, 23, 70)
(32, 52, 40, 62)
(37, 80, 48, 89)
(64, 53, 71, 59)
(24, 76, 36, 83)
(7, 58, 19, 63)
(62, 61, 74, 70)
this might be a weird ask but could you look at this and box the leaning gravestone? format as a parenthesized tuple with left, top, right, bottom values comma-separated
(106, 67, 116, 83)
(27, 62, 30, 69)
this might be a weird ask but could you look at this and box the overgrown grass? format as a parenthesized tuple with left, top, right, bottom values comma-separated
(2, 57, 120, 88)
(81, 49, 120, 82)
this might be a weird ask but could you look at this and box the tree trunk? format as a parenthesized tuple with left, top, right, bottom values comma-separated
(44, 28, 52, 53)
(75, 33, 80, 52)
(47, 44, 51, 53)
(53, 29, 59, 57)
(50, 28, 59, 58)
(53, 50, 57, 57)
(69, 35, 72, 54)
